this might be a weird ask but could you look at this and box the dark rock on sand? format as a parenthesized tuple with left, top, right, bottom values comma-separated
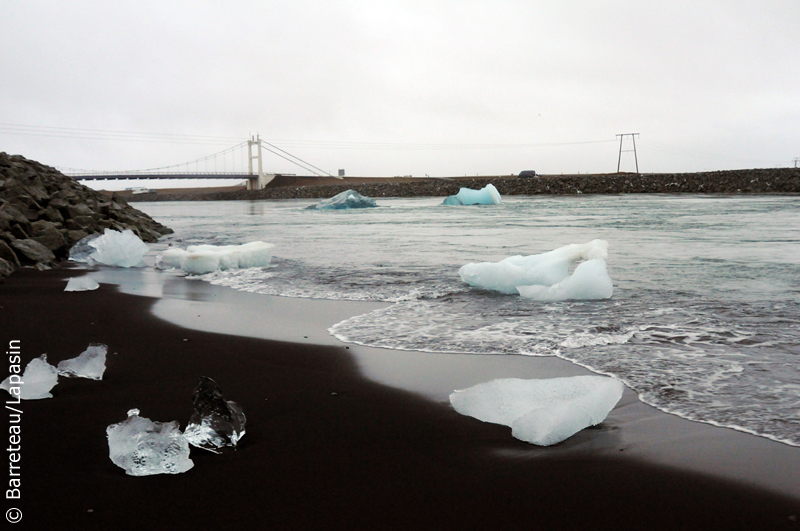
(10, 238, 56, 264)
(1, 152, 173, 277)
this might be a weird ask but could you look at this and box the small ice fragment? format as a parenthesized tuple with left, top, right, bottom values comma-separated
(183, 377, 246, 453)
(106, 408, 194, 476)
(442, 184, 502, 206)
(306, 189, 378, 210)
(0, 354, 59, 400)
(64, 276, 100, 292)
(156, 241, 273, 274)
(459, 239, 611, 298)
(57, 344, 107, 380)
(449, 375, 624, 446)
(88, 228, 148, 268)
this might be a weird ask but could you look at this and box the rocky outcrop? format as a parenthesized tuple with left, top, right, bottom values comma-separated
(127, 168, 800, 202)
(0, 152, 172, 277)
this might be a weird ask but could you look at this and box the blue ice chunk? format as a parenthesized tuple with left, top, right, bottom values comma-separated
(307, 190, 378, 210)
(442, 184, 502, 205)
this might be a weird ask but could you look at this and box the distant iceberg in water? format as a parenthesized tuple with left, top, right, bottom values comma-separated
(459, 239, 613, 300)
(157, 241, 274, 275)
(442, 184, 502, 205)
(306, 190, 378, 210)
(450, 375, 624, 446)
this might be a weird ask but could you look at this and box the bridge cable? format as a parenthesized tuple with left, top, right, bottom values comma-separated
(260, 140, 332, 177)
(258, 143, 326, 176)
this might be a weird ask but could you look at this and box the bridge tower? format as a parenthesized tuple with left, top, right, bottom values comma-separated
(247, 135, 274, 190)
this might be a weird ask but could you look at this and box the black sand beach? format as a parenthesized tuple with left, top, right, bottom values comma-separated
(1, 267, 799, 530)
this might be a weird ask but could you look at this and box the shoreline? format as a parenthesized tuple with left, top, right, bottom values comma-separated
(1, 266, 799, 529)
(123, 167, 800, 201)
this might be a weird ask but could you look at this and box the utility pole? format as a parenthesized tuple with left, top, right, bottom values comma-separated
(616, 133, 640, 173)
(794, 157, 799, 168)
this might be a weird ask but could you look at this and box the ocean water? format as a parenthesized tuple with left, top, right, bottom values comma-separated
(137, 194, 800, 446)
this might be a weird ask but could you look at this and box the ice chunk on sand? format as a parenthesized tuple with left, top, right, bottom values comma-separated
(450, 375, 624, 446)
(64, 276, 100, 291)
(57, 344, 107, 380)
(0, 354, 59, 400)
(306, 189, 378, 210)
(183, 377, 246, 453)
(157, 241, 274, 275)
(68, 233, 101, 262)
(459, 239, 612, 299)
(106, 408, 194, 476)
(90, 228, 148, 267)
(442, 184, 502, 205)
(69, 229, 148, 267)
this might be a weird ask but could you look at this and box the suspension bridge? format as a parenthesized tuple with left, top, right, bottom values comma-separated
(63, 136, 339, 190)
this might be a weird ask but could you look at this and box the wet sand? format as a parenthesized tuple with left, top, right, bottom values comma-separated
(1, 267, 798, 530)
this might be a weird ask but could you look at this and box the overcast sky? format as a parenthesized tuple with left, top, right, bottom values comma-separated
(2, 0, 799, 188)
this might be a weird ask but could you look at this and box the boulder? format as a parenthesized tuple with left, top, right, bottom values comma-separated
(0, 240, 20, 266)
(11, 239, 55, 264)
(1, 152, 173, 276)
(31, 223, 68, 255)
(0, 257, 15, 277)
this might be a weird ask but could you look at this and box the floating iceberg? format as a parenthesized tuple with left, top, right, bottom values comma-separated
(57, 344, 107, 380)
(69, 229, 148, 268)
(306, 189, 378, 210)
(64, 276, 100, 292)
(442, 184, 502, 205)
(157, 241, 274, 275)
(183, 377, 246, 453)
(0, 354, 59, 400)
(459, 239, 613, 300)
(450, 375, 624, 446)
(106, 409, 194, 476)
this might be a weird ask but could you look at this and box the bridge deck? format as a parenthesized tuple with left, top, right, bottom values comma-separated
(72, 173, 252, 181)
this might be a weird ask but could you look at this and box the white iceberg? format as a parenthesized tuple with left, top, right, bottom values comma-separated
(64, 276, 100, 292)
(306, 189, 378, 210)
(157, 241, 274, 275)
(106, 408, 194, 476)
(69, 228, 148, 268)
(0, 354, 59, 400)
(449, 375, 625, 446)
(516, 258, 613, 301)
(57, 344, 107, 380)
(442, 184, 502, 205)
(459, 239, 613, 300)
(183, 377, 246, 453)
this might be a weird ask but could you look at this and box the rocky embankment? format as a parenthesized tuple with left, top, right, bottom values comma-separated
(128, 168, 800, 202)
(0, 153, 172, 277)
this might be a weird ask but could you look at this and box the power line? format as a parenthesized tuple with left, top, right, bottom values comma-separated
(0, 122, 617, 150)
(0, 123, 242, 146)
(639, 140, 790, 166)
